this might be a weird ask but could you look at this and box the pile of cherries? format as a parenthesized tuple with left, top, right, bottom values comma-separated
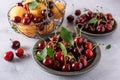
(67, 9, 115, 34)
(35, 34, 96, 72)
(4, 40, 24, 61)
(12, 1, 54, 31)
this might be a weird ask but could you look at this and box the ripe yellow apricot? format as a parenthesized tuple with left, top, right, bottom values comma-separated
(38, 20, 54, 35)
(30, 3, 46, 18)
(9, 6, 27, 19)
(18, 23, 37, 37)
(52, 2, 65, 19)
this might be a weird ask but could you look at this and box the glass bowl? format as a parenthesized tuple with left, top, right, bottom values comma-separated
(8, 0, 66, 38)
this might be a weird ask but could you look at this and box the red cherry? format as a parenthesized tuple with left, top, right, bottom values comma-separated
(74, 37, 83, 45)
(85, 49, 94, 59)
(60, 55, 65, 64)
(15, 48, 24, 58)
(62, 64, 71, 72)
(49, 1, 54, 9)
(67, 14, 74, 23)
(55, 51, 63, 61)
(105, 23, 112, 32)
(53, 61, 61, 70)
(96, 24, 105, 33)
(25, 13, 33, 20)
(85, 42, 93, 50)
(75, 9, 81, 16)
(51, 36, 57, 41)
(106, 13, 113, 20)
(78, 15, 87, 23)
(11, 40, 20, 50)
(22, 17, 31, 25)
(43, 56, 53, 67)
(86, 11, 94, 19)
(61, 41, 68, 47)
(37, 24, 44, 31)
(13, 16, 21, 23)
(33, 17, 43, 23)
(4, 51, 14, 61)
(23, 4, 28, 10)
(97, 12, 104, 19)
(38, 42, 45, 50)
(17, 2, 23, 7)
(80, 57, 88, 67)
(72, 62, 83, 71)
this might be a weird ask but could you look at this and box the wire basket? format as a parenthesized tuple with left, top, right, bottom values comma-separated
(8, 0, 66, 38)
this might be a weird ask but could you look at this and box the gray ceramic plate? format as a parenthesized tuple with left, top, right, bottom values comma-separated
(81, 20, 117, 37)
(33, 33, 101, 76)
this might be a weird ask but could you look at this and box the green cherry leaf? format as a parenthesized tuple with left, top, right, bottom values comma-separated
(35, 47, 47, 61)
(60, 27, 74, 46)
(47, 47, 54, 58)
(58, 42, 67, 57)
(88, 18, 98, 24)
(28, 1, 38, 10)
(106, 44, 111, 49)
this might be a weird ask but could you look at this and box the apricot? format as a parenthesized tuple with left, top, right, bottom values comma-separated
(18, 23, 37, 37)
(52, 2, 65, 19)
(30, 3, 46, 18)
(38, 20, 54, 34)
(9, 6, 27, 19)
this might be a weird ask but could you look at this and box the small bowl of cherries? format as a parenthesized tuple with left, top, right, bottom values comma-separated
(33, 27, 101, 76)
(67, 9, 117, 37)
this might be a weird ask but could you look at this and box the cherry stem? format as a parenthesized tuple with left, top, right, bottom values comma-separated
(79, 26, 83, 37)
(9, 38, 13, 42)
(92, 43, 104, 51)
(74, 25, 79, 35)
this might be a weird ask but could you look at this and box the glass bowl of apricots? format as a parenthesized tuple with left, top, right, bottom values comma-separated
(8, 0, 66, 38)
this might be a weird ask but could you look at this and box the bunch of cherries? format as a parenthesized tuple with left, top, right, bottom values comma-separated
(67, 9, 115, 33)
(35, 34, 96, 72)
(4, 40, 24, 61)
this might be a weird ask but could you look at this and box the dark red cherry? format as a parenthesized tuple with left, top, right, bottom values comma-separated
(85, 49, 94, 59)
(72, 62, 83, 71)
(78, 15, 86, 23)
(23, 3, 28, 10)
(22, 17, 31, 25)
(97, 12, 104, 19)
(74, 37, 83, 45)
(17, 2, 23, 7)
(38, 42, 45, 50)
(80, 57, 88, 67)
(53, 61, 61, 70)
(25, 13, 33, 20)
(43, 56, 53, 67)
(4, 51, 14, 61)
(11, 40, 20, 50)
(37, 24, 44, 31)
(67, 14, 74, 23)
(61, 41, 68, 47)
(86, 11, 94, 19)
(106, 13, 113, 20)
(55, 51, 63, 61)
(105, 23, 112, 32)
(13, 16, 21, 23)
(51, 36, 57, 41)
(85, 42, 93, 50)
(49, 1, 54, 9)
(33, 17, 43, 23)
(62, 64, 71, 72)
(96, 24, 105, 33)
(15, 48, 24, 58)
(75, 9, 81, 16)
